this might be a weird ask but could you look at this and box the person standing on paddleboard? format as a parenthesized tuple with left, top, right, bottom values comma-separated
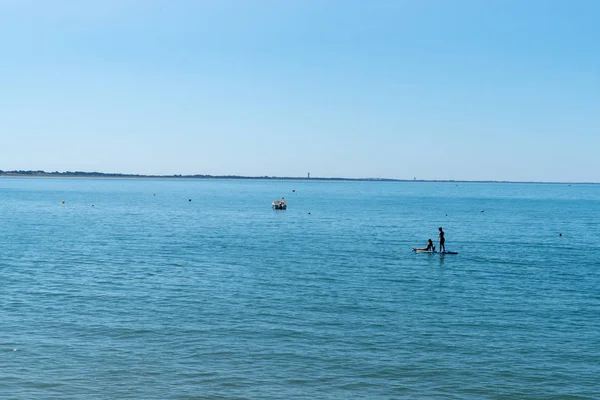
(438, 227, 445, 252)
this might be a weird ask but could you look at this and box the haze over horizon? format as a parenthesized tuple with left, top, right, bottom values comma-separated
(1, 1, 598, 182)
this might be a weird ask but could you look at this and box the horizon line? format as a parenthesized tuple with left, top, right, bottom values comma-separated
(0, 170, 597, 185)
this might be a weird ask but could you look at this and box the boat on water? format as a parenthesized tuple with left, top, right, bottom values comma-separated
(272, 198, 287, 210)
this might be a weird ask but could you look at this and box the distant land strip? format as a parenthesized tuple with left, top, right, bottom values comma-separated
(0, 170, 593, 184)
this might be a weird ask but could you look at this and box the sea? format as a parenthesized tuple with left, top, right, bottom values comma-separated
(1, 177, 598, 399)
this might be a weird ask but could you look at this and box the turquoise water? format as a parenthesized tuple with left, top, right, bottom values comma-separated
(1, 177, 599, 399)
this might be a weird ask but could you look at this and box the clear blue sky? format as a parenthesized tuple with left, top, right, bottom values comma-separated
(1, 1, 598, 181)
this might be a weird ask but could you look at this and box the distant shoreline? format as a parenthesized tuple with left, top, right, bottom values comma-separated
(0, 170, 595, 184)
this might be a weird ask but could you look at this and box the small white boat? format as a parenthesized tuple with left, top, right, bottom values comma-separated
(272, 199, 287, 210)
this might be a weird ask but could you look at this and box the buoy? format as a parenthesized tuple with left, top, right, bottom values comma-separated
(62, 200, 65, 204)
(153, 193, 156, 196)
(189, 199, 191, 202)
(559, 233, 563, 237)
(292, 189, 295, 192)
(308, 212, 311, 215)
(481, 210, 484, 212)
(92, 205, 95, 207)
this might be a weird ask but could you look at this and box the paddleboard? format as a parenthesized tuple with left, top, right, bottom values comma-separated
(412, 249, 458, 255)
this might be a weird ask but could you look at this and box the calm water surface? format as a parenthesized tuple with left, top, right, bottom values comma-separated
(1, 178, 599, 399)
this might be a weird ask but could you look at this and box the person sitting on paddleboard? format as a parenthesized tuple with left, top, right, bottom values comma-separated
(413, 239, 435, 252)
(439, 227, 445, 252)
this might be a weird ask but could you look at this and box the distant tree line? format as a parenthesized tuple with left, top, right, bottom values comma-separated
(1, 169, 550, 183)
(0, 169, 388, 181)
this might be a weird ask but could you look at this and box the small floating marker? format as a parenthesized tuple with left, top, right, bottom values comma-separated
(92, 205, 95, 207)
(188, 199, 191, 202)
(559, 233, 563, 237)
(62, 200, 65, 204)
(12, 348, 16, 352)
(292, 189, 295, 192)
(445, 214, 448, 216)
(153, 193, 156, 196)
(481, 210, 484, 212)
(308, 212, 311, 215)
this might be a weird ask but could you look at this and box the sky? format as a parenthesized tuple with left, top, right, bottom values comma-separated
(0, 0, 598, 182)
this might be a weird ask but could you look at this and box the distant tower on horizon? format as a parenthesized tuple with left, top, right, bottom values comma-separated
(308, 172, 310, 179)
